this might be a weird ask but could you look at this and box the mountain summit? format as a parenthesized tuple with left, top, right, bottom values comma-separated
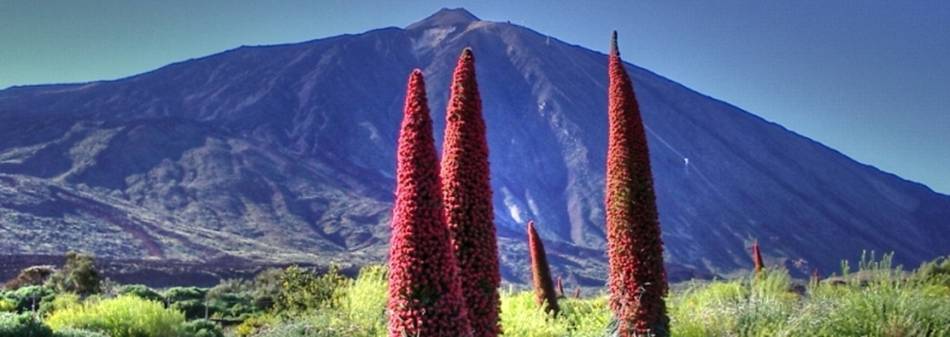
(407, 8, 480, 30)
(1, 9, 947, 284)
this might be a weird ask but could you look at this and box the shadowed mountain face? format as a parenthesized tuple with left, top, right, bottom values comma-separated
(1, 8, 947, 284)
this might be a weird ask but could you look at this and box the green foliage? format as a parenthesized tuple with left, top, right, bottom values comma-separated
(668, 254, 950, 337)
(2, 256, 944, 337)
(234, 314, 279, 337)
(275, 265, 346, 314)
(164, 287, 209, 320)
(45, 295, 187, 337)
(45, 252, 101, 296)
(668, 269, 798, 337)
(0, 299, 15, 313)
(182, 319, 224, 337)
(336, 265, 387, 335)
(119, 284, 163, 303)
(0, 312, 53, 337)
(3, 285, 56, 313)
(51, 328, 109, 337)
(252, 269, 284, 311)
(914, 255, 950, 287)
(206, 279, 258, 320)
(499, 291, 611, 337)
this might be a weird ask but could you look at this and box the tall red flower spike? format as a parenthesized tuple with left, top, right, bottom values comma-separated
(556, 276, 565, 298)
(388, 69, 472, 337)
(751, 240, 765, 274)
(441, 48, 502, 337)
(527, 220, 560, 315)
(604, 31, 670, 337)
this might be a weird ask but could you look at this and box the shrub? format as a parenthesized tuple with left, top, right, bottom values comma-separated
(183, 319, 224, 337)
(338, 265, 387, 336)
(3, 265, 57, 290)
(164, 287, 208, 320)
(46, 252, 101, 296)
(0, 299, 14, 312)
(0, 312, 52, 337)
(119, 284, 163, 303)
(668, 269, 797, 337)
(206, 279, 258, 320)
(252, 268, 283, 310)
(45, 295, 186, 337)
(4, 285, 55, 313)
(234, 313, 279, 337)
(52, 328, 108, 337)
(275, 266, 346, 314)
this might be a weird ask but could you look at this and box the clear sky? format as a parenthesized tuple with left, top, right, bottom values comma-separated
(2, 1, 948, 194)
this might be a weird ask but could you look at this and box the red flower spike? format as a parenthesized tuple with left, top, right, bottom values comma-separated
(528, 220, 560, 314)
(556, 276, 565, 298)
(440, 48, 502, 337)
(751, 240, 765, 274)
(604, 31, 670, 337)
(388, 69, 472, 337)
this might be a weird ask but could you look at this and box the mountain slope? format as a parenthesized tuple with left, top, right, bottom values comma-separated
(1, 8, 947, 284)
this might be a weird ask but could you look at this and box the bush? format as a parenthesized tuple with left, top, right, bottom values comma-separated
(119, 284, 163, 303)
(0, 299, 15, 313)
(45, 295, 186, 337)
(164, 287, 208, 320)
(0, 312, 53, 337)
(46, 252, 101, 296)
(183, 319, 224, 337)
(3, 285, 55, 313)
(52, 328, 108, 337)
(252, 268, 284, 311)
(3, 266, 57, 290)
(275, 266, 346, 313)
(206, 279, 258, 320)
(234, 314, 279, 337)
(337, 265, 387, 335)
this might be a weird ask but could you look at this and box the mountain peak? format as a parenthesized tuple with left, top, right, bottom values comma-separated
(407, 8, 480, 30)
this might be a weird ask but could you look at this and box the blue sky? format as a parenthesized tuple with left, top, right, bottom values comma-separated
(2, 1, 948, 193)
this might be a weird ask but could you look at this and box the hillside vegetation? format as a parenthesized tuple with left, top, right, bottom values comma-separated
(1, 252, 948, 337)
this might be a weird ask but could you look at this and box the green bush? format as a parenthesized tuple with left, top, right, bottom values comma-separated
(119, 284, 163, 303)
(45, 295, 187, 337)
(206, 279, 258, 320)
(51, 328, 108, 337)
(0, 312, 53, 337)
(183, 319, 224, 337)
(252, 268, 284, 311)
(0, 299, 15, 312)
(3, 285, 55, 313)
(337, 265, 387, 335)
(275, 266, 346, 313)
(164, 287, 208, 320)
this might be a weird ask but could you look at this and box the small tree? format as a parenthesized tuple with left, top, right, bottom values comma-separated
(46, 252, 101, 297)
